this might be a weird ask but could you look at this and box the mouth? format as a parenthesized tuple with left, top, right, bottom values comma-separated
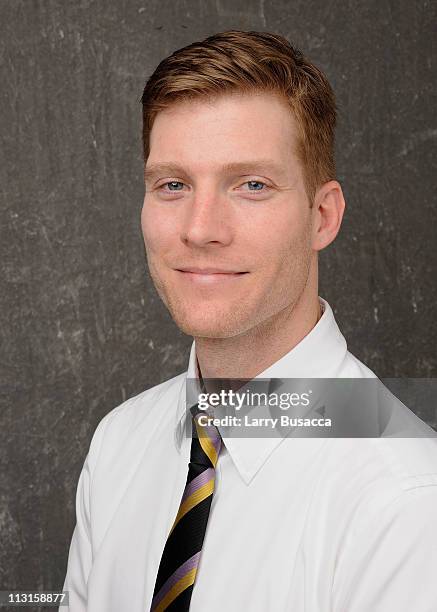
(175, 268, 249, 283)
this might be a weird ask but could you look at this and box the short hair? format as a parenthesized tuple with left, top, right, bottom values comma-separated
(141, 30, 337, 206)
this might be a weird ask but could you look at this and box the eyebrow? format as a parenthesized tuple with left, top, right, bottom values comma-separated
(144, 160, 287, 182)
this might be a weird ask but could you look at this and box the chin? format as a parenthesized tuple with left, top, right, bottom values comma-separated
(170, 308, 246, 339)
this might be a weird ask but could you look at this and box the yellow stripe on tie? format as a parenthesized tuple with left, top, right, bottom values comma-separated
(196, 422, 219, 466)
(154, 567, 197, 612)
(169, 479, 214, 535)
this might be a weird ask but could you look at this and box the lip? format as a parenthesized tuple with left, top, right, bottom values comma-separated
(176, 267, 247, 274)
(175, 268, 249, 284)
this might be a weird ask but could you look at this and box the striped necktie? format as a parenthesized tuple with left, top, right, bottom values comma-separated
(150, 404, 222, 611)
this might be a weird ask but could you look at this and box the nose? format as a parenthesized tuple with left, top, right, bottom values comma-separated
(180, 188, 233, 248)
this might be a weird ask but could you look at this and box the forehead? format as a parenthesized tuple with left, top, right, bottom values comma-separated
(147, 92, 300, 176)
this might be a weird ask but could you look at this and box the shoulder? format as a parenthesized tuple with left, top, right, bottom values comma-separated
(326, 430, 437, 497)
(338, 352, 437, 485)
(370, 436, 437, 492)
(85, 371, 186, 471)
(321, 435, 437, 539)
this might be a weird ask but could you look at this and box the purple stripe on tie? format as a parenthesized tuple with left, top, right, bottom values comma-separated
(195, 417, 222, 457)
(211, 431, 222, 457)
(205, 425, 222, 458)
(180, 467, 215, 504)
(151, 551, 201, 610)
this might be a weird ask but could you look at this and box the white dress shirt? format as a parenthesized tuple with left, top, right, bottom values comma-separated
(62, 297, 437, 611)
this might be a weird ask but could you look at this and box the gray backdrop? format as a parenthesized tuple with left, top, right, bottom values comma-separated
(1, 0, 436, 603)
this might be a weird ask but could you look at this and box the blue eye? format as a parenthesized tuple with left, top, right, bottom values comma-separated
(165, 181, 184, 191)
(246, 181, 265, 191)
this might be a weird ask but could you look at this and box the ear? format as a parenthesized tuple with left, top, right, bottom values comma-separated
(311, 180, 346, 252)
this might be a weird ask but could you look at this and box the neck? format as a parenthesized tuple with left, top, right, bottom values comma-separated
(194, 291, 322, 380)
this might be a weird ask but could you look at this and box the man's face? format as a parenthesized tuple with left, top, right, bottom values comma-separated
(141, 92, 316, 338)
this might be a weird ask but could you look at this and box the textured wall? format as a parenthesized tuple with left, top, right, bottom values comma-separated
(1, 0, 436, 603)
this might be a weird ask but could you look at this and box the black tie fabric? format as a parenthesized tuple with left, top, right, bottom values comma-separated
(150, 404, 222, 611)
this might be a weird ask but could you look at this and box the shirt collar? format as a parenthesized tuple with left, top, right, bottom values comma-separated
(174, 296, 347, 484)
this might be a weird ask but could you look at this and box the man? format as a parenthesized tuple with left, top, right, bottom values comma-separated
(62, 31, 437, 611)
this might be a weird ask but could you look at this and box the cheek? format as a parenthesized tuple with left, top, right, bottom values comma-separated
(140, 200, 152, 244)
(245, 205, 310, 267)
(141, 201, 177, 257)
